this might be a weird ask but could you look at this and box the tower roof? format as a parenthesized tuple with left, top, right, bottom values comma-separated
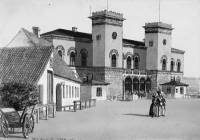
(144, 22, 173, 30)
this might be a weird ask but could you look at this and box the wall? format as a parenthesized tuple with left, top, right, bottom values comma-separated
(105, 25, 123, 68)
(37, 55, 53, 105)
(105, 68, 123, 97)
(53, 38, 75, 65)
(80, 85, 92, 101)
(171, 52, 184, 72)
(91, 85, 107, 100)
(54, 76, 80, 106)
(174, 86, 187, 98)
(145, 33, 158, 70)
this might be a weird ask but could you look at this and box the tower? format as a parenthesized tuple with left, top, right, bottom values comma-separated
(144, 22, 173, 71)
(89, 10, 125, 68)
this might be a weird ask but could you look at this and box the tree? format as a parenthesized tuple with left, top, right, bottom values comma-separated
(0, 82, 39, 111)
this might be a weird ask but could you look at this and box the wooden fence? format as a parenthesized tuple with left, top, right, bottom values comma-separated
(61, 99, 96, 112)
(34, 103, 56, 124)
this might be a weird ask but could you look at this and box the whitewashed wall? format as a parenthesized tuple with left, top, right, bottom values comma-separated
(54, 76, 80, 106)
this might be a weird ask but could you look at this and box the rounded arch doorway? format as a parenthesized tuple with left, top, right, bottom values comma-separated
(125, 77, 132, 100)
(56, 84, 62, 111)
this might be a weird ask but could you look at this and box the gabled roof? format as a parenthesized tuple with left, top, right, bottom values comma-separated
(171, 48, 185, 54)
(0, 46, 53, 84)
(6, 28, 52, 48)
(160, 80, 188, 87)
(41, 28, 145, 47)
(53, 54, 82, 83)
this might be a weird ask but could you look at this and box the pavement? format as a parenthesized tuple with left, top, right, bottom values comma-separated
(1, 99, 200, 140)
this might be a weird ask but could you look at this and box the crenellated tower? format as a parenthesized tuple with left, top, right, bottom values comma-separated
(89, 10, 125, 68)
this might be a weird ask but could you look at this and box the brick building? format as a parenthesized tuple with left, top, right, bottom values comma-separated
(40, 10, 185, 100)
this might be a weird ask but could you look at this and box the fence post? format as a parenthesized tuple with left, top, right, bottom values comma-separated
(94, 99, 96, 107)
(37, 108, 39, 123)
(79, 101, 82, 110)
(89, 99, 91, 108)
(74, 101, 76, 112)
(53, 104, 56, 118)
(46, 105, 48, 120)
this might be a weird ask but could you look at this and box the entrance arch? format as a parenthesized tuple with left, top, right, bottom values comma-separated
(125, 77, 132, 100)
(56, 84, 62, 111)
(133, 77, 139, 93)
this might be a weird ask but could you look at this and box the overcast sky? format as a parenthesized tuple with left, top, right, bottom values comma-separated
(0, 0, 200, 78)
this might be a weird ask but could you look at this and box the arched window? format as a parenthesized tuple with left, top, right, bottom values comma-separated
(81, 52, 87, 67)
(133, 77, 139, 91)
(109, 49, 119, 68)
(70, 52, 75, 66)
(127, 56, 132, 69)
(56, 45, 65, 59)
(146, 78, 151, 93)
(58, 50, 63, 58)
(140, 77, 145, 91)
(170, 60, 174, 71)
(162, 59, 167, 70)
(177, 61, 181, 72)
(161, 55, 167, 71)
(134, 57, 139, 69)
(111, 54, 117, 67)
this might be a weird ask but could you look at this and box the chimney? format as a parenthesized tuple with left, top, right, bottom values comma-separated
(72, 26, 78, 32)
(32, 26, 40, 37)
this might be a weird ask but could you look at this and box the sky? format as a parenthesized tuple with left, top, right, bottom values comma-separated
(0, 0, 200, 78)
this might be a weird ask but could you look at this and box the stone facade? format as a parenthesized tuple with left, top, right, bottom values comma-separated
(41, 10, 185, 99)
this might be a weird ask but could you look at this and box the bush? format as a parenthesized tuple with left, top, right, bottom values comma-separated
(0, 82, 39, 111)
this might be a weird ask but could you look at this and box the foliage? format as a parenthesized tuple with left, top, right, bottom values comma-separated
(0, 82, 39, 111)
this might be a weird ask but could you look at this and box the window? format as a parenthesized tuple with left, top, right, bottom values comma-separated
(77, 88, 79, 98)
(111, 54, 117, 67)
(177, 62, 181, 72)
(167, 87, 171, 93)
(112, 32, 117, 39)
(176, 89, 178, 93)
(96, 87, 102, 97)
(80, 49, 87, 67)
(58, 50, 63, 58)
(96, 34, 101, 40)
(72, 86, 74, 98)
(146, 78, 151, 93)
(127, 56, 132, 69)
(66, 85, 68, 98)
(69, 86, 71, 98)
(63, 85, 65, 98)
(170, 61, 174, 71)
(47, 71, 53, 103)
(162, 59, 167, 70)
(163, 39, 167, 45)
(134, 57, 139, 69)
(149, 40, 153, 47)
(70, 52, 75, 66)
(180, 87, 184, 94)
(140, 78, 145, 91)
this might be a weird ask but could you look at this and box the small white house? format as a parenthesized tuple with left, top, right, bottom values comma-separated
(160, 79, 188, 98)
(53, 54, 82, 111)
(0, 28, 82, 111)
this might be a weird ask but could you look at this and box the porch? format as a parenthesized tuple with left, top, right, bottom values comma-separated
(122, 69, 151, 100)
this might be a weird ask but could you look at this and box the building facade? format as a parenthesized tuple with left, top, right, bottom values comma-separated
(41, 10, 185, 99)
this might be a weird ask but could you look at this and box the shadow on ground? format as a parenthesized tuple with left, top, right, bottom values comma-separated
(123, 113, 149, 117)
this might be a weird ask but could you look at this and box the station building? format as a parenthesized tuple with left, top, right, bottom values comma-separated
(39, 10, 186, 99)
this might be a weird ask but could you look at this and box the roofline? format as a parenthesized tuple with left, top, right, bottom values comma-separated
(54, 73, 82, 84)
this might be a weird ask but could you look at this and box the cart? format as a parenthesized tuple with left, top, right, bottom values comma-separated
(0, 93, 38, 138)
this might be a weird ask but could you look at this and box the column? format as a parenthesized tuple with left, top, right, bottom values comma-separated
(123, 79, 125, 101)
